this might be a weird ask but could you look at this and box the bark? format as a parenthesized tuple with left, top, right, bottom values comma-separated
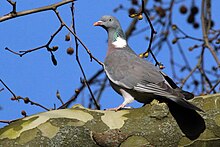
(0, 93, 220, 146)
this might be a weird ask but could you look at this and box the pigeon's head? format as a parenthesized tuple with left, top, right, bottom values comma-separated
(94, 15, 121, 31)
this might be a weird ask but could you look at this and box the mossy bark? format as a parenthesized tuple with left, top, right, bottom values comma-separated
(0, 93, 220, 146)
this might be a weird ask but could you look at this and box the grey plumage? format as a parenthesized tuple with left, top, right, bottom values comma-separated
(94, 15, 203, 112)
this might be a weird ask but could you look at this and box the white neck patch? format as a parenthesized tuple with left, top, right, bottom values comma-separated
(112, 37, 127, 48)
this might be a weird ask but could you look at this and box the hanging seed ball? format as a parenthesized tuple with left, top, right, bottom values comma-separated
(21, 110, 27, 117)
(193, 22, 199, 29)
(24, 97, 30, 104)
(139, 53, 148, 58)
(66, 47, 74, 55)
(180, 5, 187, 14)
(155, 6, 166, 18)
(75, 89, 80, 94)
(132, 0, 138, 5)
(172, 38, 178, 44)
(138, 14, 143, 20)
(172, 24, 177, 30)
(159, 64, 165, 69)
(129, 8, 136, 16)
(65, 34, 71, 41)
(191, 6, 199, 15)
(52, 46, 59, 51)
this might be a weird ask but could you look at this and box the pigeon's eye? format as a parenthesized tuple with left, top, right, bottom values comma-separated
(109, 19, 112, 22)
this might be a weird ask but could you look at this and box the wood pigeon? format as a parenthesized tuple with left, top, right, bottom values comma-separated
(93, 15, 203, 112)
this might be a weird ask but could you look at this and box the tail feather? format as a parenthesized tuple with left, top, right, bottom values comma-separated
(180, 90, 194, 100)
(168, 97, 204, 112)
(167, 101, 205, 140)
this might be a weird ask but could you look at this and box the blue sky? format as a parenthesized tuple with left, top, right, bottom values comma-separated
(0, 0, 219, 128)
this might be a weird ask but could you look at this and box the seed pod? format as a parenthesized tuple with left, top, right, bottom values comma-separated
(172, 24, 177, 30)
(128, 8, 136, 16)
(138, 14, 143, 20)
(191, 6, 199, 15)
(52, 46, 59, 51)
(75, 89, 80, 94)
(65, 34, 71, 41)
(155, 6, 166, 18)
(180, 5, 187, 14)
(172, 38, 178, 44)
(21, 110, 27, 117)
(159, 64, 165, 69)
(132, 0, 138, 5)
(51, 54, 57, 66)
(24, 97, 30, 104)
(67, 47, 74, 55)
(193, 22, 199, 29)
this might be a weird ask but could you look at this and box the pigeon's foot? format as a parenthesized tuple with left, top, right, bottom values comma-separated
(106, 104, 126, 111)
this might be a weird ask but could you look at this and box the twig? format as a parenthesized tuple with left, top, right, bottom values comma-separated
(125, 0, 148, 39)
(0, 0, 75, 22)
(96, 76, 108, 103)
(0, 88, 4, 92)
(207, 80, 220, 94)
(172, 31, 196, 81)
(54, 9, 103, 66)
(201, 0, 220, 66)
(141, 0, 160, 66)
(0, 118, 20, 124)
(58, 69, 104, 109)
(6, 0, 16, 14)
(180, 66, 197, 88)
(175, 26, 204, 42)
(56, 90, 64, 105)
(69, 4, 100, 109)
(0, 79, 16, 98)
(6, 24, 64, 57)
(14, 96, 50, 111)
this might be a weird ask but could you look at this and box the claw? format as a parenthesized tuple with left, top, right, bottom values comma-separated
(106, 104, 126, 111)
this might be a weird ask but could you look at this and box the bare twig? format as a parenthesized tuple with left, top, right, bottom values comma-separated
(207, 80, 220, 94)
(0, 79, 16, 99)
(0, 118, 20, 124)
(125, 0, 149, 39)
(201, 0, 220, 66)
(14, 96, 50, 111)
(6, 0, 16, 14)
(180, 66, 197, 88)
(56, 90, 64, 105)
(69, 4, 100, 110)
(141, 0, 160, 66)
(175, 26, 204, 42)
(66, 4, 100, 110)
(0, 88, 4, 92)
(58, 69, 104, 109)
(6, 24, 63, 57)
(1, 0, 75, 22)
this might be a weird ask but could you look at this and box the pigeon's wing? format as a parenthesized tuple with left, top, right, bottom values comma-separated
(104, 47, 165, 89)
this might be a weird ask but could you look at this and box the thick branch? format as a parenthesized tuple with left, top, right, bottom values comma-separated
(1, 93, 219, 146)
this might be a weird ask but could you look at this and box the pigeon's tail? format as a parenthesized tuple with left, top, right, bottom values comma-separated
(180, 90, 194, 100)
(168, 97, 204, 112)
(167, 100, 205, 140)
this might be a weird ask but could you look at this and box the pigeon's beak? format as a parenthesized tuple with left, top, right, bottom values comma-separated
(93, 21, 103, 26)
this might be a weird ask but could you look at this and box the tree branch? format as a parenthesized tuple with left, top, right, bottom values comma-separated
(0, 0, 75, 22)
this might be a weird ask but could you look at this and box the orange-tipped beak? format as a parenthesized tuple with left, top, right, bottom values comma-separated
(93, 21, 103, 26)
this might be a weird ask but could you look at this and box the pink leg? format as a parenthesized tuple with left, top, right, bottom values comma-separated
(106, 103, 126, 111)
